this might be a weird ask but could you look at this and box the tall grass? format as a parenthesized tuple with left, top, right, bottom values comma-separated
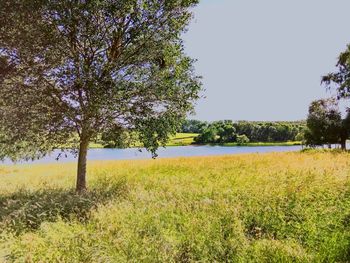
(1, 152, 350, 262)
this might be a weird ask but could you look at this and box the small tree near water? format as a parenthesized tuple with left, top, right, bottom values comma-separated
(305, 99, 348, 150)
(0, 0, 201, 193)
(320, 43, 350, 149)
(236, 134, 249, 145)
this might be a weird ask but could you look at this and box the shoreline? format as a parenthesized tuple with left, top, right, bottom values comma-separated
(88, 140, 350, 149)
(89, 141, 303, 149)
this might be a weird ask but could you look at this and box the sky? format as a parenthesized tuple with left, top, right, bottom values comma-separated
(183, 0, 350, 121)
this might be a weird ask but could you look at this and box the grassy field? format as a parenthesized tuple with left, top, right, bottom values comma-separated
(221, 141, 302, 147)
(166, 133, 199, 146)
(1, 152, 350, 262)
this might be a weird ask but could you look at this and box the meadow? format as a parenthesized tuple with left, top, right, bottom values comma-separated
(163, 133, 199, 147)
(1, 152, 350, 262)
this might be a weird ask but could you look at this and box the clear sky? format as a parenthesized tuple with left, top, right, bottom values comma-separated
(183, 0, 350, 121)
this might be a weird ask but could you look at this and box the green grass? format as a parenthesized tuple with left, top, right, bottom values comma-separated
(165, 133, 199, 146)
(221, 141, 303, 147)
(1, 152, 350, 262)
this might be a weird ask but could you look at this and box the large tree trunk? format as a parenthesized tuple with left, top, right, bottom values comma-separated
(76, 137, 89, 193)
(341, 138, 347, 151)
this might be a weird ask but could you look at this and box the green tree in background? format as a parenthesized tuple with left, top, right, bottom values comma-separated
(236, 134, 249, 145)
(194, 126, 218, 144)
(321, 43, 350, 150)
(213, 120, 236, 143)
(305, 99, 347, 149)
(0, 0, 201, 192)
(181, 119, 208, 133)
(341, 111, 350, 149)
(190, 120, 305, 145)
(217, 122, 236, 143)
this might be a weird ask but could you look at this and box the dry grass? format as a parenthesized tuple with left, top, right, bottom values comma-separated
(1, 152, 350, 262)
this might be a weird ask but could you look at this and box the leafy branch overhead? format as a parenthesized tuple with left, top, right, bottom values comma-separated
(322, 44, 350, 99)
(0, 0, 201, 191)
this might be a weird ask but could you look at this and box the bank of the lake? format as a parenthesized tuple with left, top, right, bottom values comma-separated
(90, 133, 302, 148)
(217, 141, 302, 147)
(1, 152, 350, 262)
(2, 145, 302, 164)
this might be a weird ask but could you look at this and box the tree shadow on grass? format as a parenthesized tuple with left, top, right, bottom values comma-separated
(0, 177, 128, 235)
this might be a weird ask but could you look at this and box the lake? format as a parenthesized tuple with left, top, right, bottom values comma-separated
(2, 145, 303, 164)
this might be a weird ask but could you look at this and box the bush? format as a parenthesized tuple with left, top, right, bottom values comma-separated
(236, 134, 250, 145)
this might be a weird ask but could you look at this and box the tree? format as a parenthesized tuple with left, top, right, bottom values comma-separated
(322, 44, 350, 100)
(0, 0, 201, 193)
(234, 121, 258, 141)
(295, 132, 305, 142)
(321, 44, 350, 149)
(212, 120, 236, 143)
(305, 99, 345, 149)
(341, 111, 350, 149)
(180, 119, 208, 133)
(194, 126, 217, 144)
(100, 127, 136, 149)
(236, 134, 249, 145)
(217, 123, 236, 143)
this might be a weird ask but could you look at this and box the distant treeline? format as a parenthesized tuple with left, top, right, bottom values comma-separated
(181, 120, 306, 144)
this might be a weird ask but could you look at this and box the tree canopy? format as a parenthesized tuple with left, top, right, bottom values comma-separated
(322, 44, 350, 99)
(305, 98, 349, 149)
(191, 120, 305, 145)
(320, 43, 350, 150)
(0, 0, 201, 192)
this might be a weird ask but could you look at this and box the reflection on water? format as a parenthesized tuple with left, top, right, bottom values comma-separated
(2, 145, 302, 164)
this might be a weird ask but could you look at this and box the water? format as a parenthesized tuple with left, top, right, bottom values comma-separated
(2, 145, 302, 164)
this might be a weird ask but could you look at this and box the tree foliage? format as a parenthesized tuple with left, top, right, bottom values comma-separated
(305, 99, 348, 149)
(236, 134, 249, 145)
(181, 119, 208, 133)
(320, 43, 350, 150)
(322, 44, 350, 99)
(191, 120, 305, 144)
(0, 0, 201, 192)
